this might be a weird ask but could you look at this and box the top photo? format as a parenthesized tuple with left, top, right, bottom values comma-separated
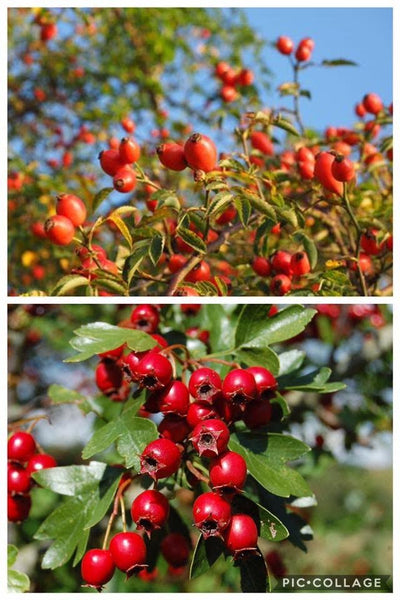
(8, 7, 393, 297)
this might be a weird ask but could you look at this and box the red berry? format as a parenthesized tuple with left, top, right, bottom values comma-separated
(186, 402, 219, 428)
(95, 359, 123, 394)
(8, 493, 31, 522)
(8, 431, 36, 463)
(190, 418, 230, 457)
(224, 514, 259, 558)
(155, 380, 190, 416)
(140, 438, 181, 480)
(121, 117, 136, 133)
(188, 367, 222, 404)
(295, 39, 313, 62)
(355, 102, 367, 118)
(81, 548, 115, 589)
(290, 251, 311, 276)
(27, 453, 57, 476)
(348, 253, 374, 276)
(360, 229, 382, 255)
(252, 256, 271, 277)
(98, 344, 125, 360)
(109, 532, 147, 574)
(8, 462, 32, 494)
(237, 68, 254, 86)
(184, 133, 217, 172)
(99, 149, 125, 176)
(135, 353, 172, 391)
(363, 93, 384, 115)
(168, 254, 187, 273)
(209, 451, 247, 493)
(131, 489, 170, 535)
(158, 414, 191, 443)
(130, 304, 160, 333)
(44, 215, 75, 246)
(30, 221, 47, 239)
(215, 61, 230, 79)
(221, 67, 237, 86)
(181, 303, 201, 315)
(276, 36, 294, 55)
(157, 143, 187, 171)
(222, 369, 257, 409)
(160, 533, 190, 567)
(220, 85, 238, 103)
(270, 274, 292, 295)
(271, 250, 293, 276)
(186, 327, 210, 344)
(314, 152, 344, 196)
(245, 366, 277, 397)
(242, 399, 272, 429)
(193, 492, 231, 538)
(215, 204, 237, 225)
(119, 137, 141, 163)
(250, 131, 274, 156)
(56, 193, 87, 227)
(113, 165, 136, 193)
(185, 261, 211, 283)
(331, 156, 355, 182)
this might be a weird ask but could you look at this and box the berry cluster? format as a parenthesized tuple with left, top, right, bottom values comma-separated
(214, 61, 255, 103)
(43, 194, 87, 246)
(99, 135, 141, 193)
(8, 430, 57, 522)
(252, 249, 311, 295)
(157, 132, 217, 174)
(276, 35, 315, 62)
(80, 303, 280, 589)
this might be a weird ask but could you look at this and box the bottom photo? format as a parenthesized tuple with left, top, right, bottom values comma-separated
(7, 303, 392, 593)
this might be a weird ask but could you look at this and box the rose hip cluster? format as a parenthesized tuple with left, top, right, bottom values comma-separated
(82, 303, 279, 589)
(252, 249, 311, 295)
(157, 132, 217, 174)
(8, 430, 57, 523)
(99, 135, 141, 193)
(214, 60, 255, 103)
(276, 35, 315, 62)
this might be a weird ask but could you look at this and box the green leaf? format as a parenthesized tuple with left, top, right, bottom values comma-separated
(92, 187, 114, 213)
(321, 58, 358, 67)
(8, 568, 30, 593)
(271, 391, 291, 417)
(189, 535, 226, 579)
(293, 231, 318, 269)
(208, 191, 233, 217)
(149, 233, 165, 265)
(235, 347, 280, 376)
(123, 243, 149, 285)
(278, 349, 305, 376)
(51, 275, 90, 296)
(65, 321, 156, 362)
(235, 305, 316, 349)
(47, 384, 87, 405)
(107, 211, 133, 250)
(8, 545, 18, 567)
(239, 552, 268, 592)
(257, 503, 289, 542)
(229, 432, 311, 498)
(234, 195, 251, 226)
(176, 226, 207, 254)
(200, 304, 235, 353)
(278, 366, 346, 393)
(272, 114, 300, 137)
(241, 190, 277, 220)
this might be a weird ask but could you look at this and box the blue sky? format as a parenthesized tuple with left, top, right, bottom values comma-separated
(244, 8, 392, 131)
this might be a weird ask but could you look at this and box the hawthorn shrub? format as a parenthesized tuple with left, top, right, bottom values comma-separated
(8, 9, 392, 296)
(8, 303, 393, 592)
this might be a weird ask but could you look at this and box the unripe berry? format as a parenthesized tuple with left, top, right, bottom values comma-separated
(44, 215, 75, 246)
(113, 165, 136, 193)
(190, 418, 230, 457)
(157, 143, 187, 171)
(160, 533, 190, 567)
(188, 367, 222, 404)
(276, 36, 294, 55)
(131, 489, 170, 534)
(8, 431, 36, 463)
(81, 549, 115, 589)
(130, 304, 160, 333)
(140, 438, 181, 479)
(184, 133, 217, 172)
(290, 251, 311, 276)
(209, 451, 247, 493)
(119, 137, 141, 164)
(222, 369, 257, 409)
(224, 514, 259, 558)
(109, 532, 147, 574)
(193, 492, 231, 538)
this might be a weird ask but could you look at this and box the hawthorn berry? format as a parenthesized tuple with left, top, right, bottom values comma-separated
(98, 344, 125, 360)
(44, 215, 75, 246)
(160, 533, 190, 567)
(8, 462, 32, 495)
(158, 414, 191, 443)
(252, 256, 271, 277)
(140, 438, 181, 480)
(184, 133, 217, 172)
(245, 366, 277, 397)
(8, 493, 31, 522)
(135, 353, 172, 391)
(209, 451, 247, 494)
(242, 399, 272, 429)
(216, 204, 237, 225)
(190, 418, 230, 457)
(113, 165, 136, 193)
(270, 274, 292, 295)
(331, 156, 355, 182)
(290, 251, 311, 276)
(27, 453, 57, 476)
(56, 193, 87, 227)
(131, 489, 170, 534)
(271, 250, 293, 276)
(276, 36, 294, 55)
(109, 532, 147, 574)
(95, 359, 123, 394)
(157, 143, 187, 171)
(185, 261, 211, 283)
(237, 68, 254, 86)
(99, 149, 124, 176)
(215, 61, 230, 79)
(224, 513, 259, 558)
(222, 369, 257, 409)
(81, 548, 115, 589)
(130, 304, 160, 333)
(220, 85, 239, 103)
(119, 137, 141, 163)
(8, 431, 36, 463)
(250, 131, 274, 156)
(186, 402, 219, 428)
(188, 367, 222, 404)
(155, 380, 190, 416)
(169, 254, 188, 273)
(193, 492, 232, 538)
(360, 229, 382, 255)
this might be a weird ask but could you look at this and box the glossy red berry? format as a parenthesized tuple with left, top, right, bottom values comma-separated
(185, 261, 211, 283)
(121, 117, 136, 133)
(131, 489, 170, 534)
(188, 367, 222, 404)
(295, 39, 312, 62)
(109, 532, 147, 574)
(209, 451, 247, 493)
(140, 438, 181, 480)
(349, 253, 374, 276)
(157, 143, 187, 171)
(237, 68, 254, 86)
(250, 131, 274, 156)
(113, 165, 136, 193)
(8, 493, 31, 522)
(81, 548, 115, 589)
(27, 453, 57, 476)
(160, 533, 190, 567)
(56, 193, 87, 227)
(8, 462, 32, 494)
(252, 256, 271, 277)
(270, 274, 292, 295)
(186, 402, 219, 428)
(168, 254, 187, 273)
(276, 35, 294, 55)
(331, 156, 355, 182)
(95, 359, 123, 394)
(193, 492, 231, 538)
(314, 152, 344, 196)
(224, 514, 259, 558)
(130, 304, 160, 333)
(271, 250, 293, 276)
(184, 133, 217, 172)
(290, 251, 311, 276)
(8, 431, 36, 463)
(119, 137, 141, 163)
(44, 215, 75, 246)
(245, 366, 277, 398)
(156, 380, 190, 416)
(190, 418, 230, 457)
(99, 149, 125, 176)
(220, 85, 239, 103)
(222, 369, 257, 408)
(242, 399, 272, 429)
(158, 414, 191, 443)
(363, 93, 384, 115)
(360, 229, 382, 255)
(135, 353, 173, 391)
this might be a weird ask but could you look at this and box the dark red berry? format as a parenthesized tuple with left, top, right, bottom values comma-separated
(209, 451, 247, 494)
(8, 462, 32, 494)
(81, 548, 115, 589)
(109, 532, 147, 574)
(156, 380, 190, 416)
(242, 399, 272, 429)
(27, 453, 57, 476)
(158, 414, 191, 443)
(290, 252, 311, 276)
(95, 359, 123, 394)
(8, 431, 36, 463)
(131, 489, 170, 535)
(186, 402, 219, 428)
(140, 438, 181, 480)
(135, 353, 172, 391)
(8, 493, 31, 522)
(130, 304, 160, 333)
(157, 143, 187, 171)
(190, 418, 230, 457)
(224, 514, 259, 559)
(160, 533, 190, 567)
(188, 367, 222, 404)
(193, 491, 231, 538)
(222, 369, 257, 409)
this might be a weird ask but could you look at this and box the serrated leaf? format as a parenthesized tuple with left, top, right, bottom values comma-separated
(107, 213, 133, 250)
(234, 195, 251, 226)
(176, 226, 207, 254)
(207, 191, 233, 217)
(235, 347, 280, 376)
(278, 349, 305, 376)
(278, 366, 346, 393)
(47, 384, 87, 405)
(94, 277, 127, 295)
(123, 243, 149, 285)
(240, 189, 277, 220)
(149, 233, 165, 265)
(8, 568, 30, 593)
(51, 275, 90, 296)
(92, 187, 114, 213)
(189, 535, 226, 579)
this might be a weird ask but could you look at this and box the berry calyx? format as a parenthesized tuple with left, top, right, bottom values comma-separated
(188, 367, 222, 404)
(135, 353, 173, 391)
(130, 304, 160, 333)
(8, 431, 37, 463)
(109, 532, 147, 574)
(140, 438, 181, 480)
(222, 369, 257, 409)
(190, 418, 230, 457)
(131, 490, 170, 535)
(193, 491, 231, 538)
(81, 548, 115, 589)
(209, 451, 247, 494)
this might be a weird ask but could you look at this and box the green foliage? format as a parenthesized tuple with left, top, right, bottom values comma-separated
(8, 545, 30, 593)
